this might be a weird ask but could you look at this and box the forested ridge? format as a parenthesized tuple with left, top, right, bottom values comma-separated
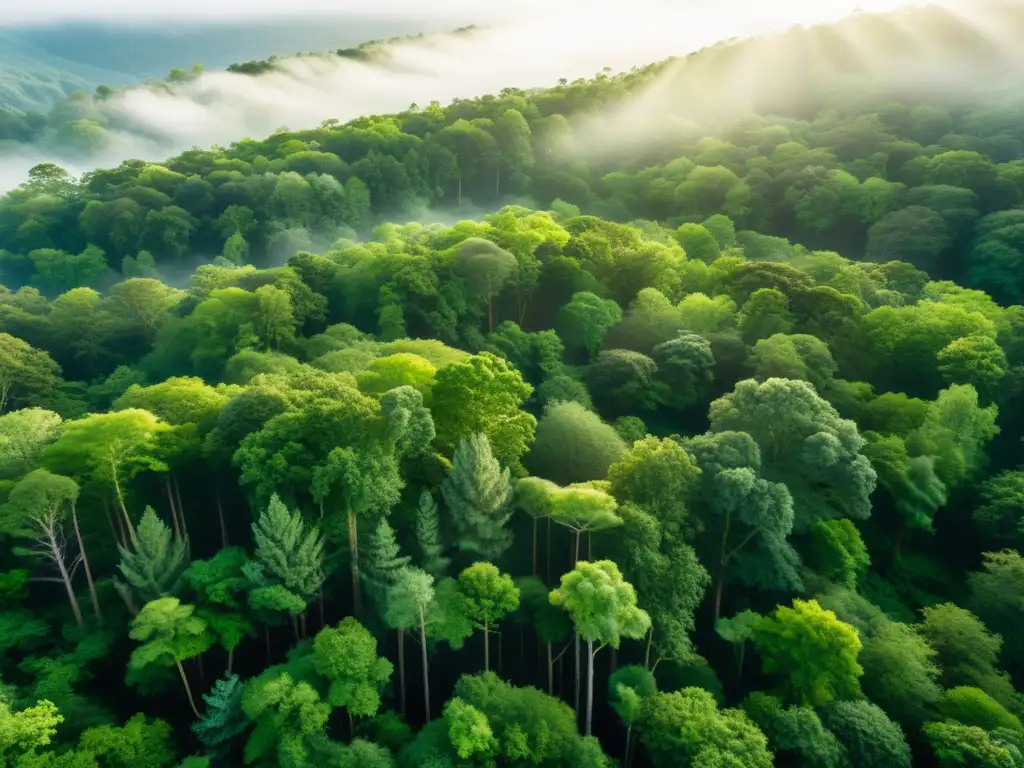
(3, 2, 1024, 767)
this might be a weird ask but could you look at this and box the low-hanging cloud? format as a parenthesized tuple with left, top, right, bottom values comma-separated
(0, 0, 918, 193)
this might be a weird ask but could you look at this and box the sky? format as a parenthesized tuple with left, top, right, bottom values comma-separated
(5, 0, 914, 26)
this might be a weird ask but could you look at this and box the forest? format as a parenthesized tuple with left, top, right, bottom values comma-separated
(4, 2, 1024, 767)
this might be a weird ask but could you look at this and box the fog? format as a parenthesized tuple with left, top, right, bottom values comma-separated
(0, 0, 919, 193)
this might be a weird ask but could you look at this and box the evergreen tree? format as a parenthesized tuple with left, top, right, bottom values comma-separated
(416, 490, 450, 579)
(193, 674, 248, 763)
(363, 518, 411, 608)
(116, 506, 188, 612)
(442, 434, 514, 561)
(244, 494, 324, 638)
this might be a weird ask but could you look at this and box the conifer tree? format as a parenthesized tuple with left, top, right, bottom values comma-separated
(416, 490, 450, 579)
(363, 518, 411, 606)
(115, 505, 188, 612)
(442, 434, 514, 562)
(244, 494, 324, 638)
(193, 673, 248, 763)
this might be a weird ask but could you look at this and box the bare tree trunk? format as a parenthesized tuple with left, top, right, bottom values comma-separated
(397, 629, 406, 717)
(300, 611, 307, 639)
(585, 639, 595, 736)
(215, 483, 228, 548)
(574, 633, 580, 720)
(348, 507, 362, 616)
(547, 642, 554, 695)
(483, 618, 490, 672)
(111, 461, 134, 541)
(546, 517, 551, 584)
(227, 647, 234, 675)
(175, 660, 202, 719)
(531, 517, 537, 577)
(105, 498, 125, 548)
(419, 606, 431, 723)
(71, 501, 102, 624)
(165, 477, 181, 539)
(173, 476, 188, 542)
(43, 520, 83, 626)
(644, 626, 654, 670)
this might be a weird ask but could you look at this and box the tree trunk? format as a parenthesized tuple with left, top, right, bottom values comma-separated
(644, 626, 654, 670)
(215, 483, 228, 548)
(498, 628, 503, 674)
(111, 461, 134, 541)
(531, 517, 537, 577)
(104, 500, 122, 548)
(545, 517, 552, 584)
(173, 476, 188, 542)
(46, 526, 83, 626)
(176, 660, 202, 719)
(587, 531, 592, 561)
(300, 611, 307, 639)
(397, 629, 406, 718)
(713, 562, 726, 625)
(227, 647, 234, 675)
(419, 606, 431, 723)
(585, 639, 595, 737)
(71, 501, 102, 624)
(624, 725, 633, 768)
(348, 507, 362, 616)
(574, 633, 580, 720)
(165, 477, 181, 539)
(573, 530, 580, 567)
(547, 641, 554, 695)
(483, 618, 490, 672)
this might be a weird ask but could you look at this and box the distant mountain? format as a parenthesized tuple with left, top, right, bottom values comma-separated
(0, 14, 464, 113)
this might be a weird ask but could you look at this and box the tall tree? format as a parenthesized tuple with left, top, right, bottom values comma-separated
(442, 434, 514, 562)
(116, 506, 189, 611)
(0, 333, 60, 414)
(129, 597, 213, 719)
(415, 490, 450, 580)
(245, 494, 324, 639)
(549, 560, 650, 736)
(1, 469, 85, 625)
(313, 617, 393, 731)
(458, 563, 520, 673)
(192, 673, 248, 762)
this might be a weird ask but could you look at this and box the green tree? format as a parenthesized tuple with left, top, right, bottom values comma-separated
(245, 494, 324, 639)
(526, 401, 626, 486)
(0, 469, 87, 625)
(753, 599, 863, 706)
(968, 550, 1024, 682)
(241, 672, 330, 766)
(550, 560, 650, 736)
(442, 434, 514, 562)
(0, 333, 61, 414)
(0, 699, 62, 764)
(444, 697, 497, 763)
(608, 666, 656, 768)
(384, 566, 438, 721)
(820, 700, 912, 768)
(42, 409, 170, 538)
(458, 562, 520, 673)
(431, 352, 535, 473)
(742, 692, 845, 768)
(128, 597, 213, 718)
(192, 674, 248, 762)
(415, 491, 450, 580)
(636, 688, 772, 768)
(738, 288, 795, 344)
(116, 506, 188, 611)
(807, 519, 870, 588)
(0, 408, 62, 478)
(556, 292, 623, 358)
(651, 333, 716, 410)
(918, 603, 1014, 706)
(709, 378, 876, 530)
(313, 617, 393, 729)
(924, 720, 1023, 768)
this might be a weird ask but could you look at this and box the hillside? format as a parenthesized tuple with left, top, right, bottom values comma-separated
(0, 14, 466, 115)
(3, 1, 1024, 766)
